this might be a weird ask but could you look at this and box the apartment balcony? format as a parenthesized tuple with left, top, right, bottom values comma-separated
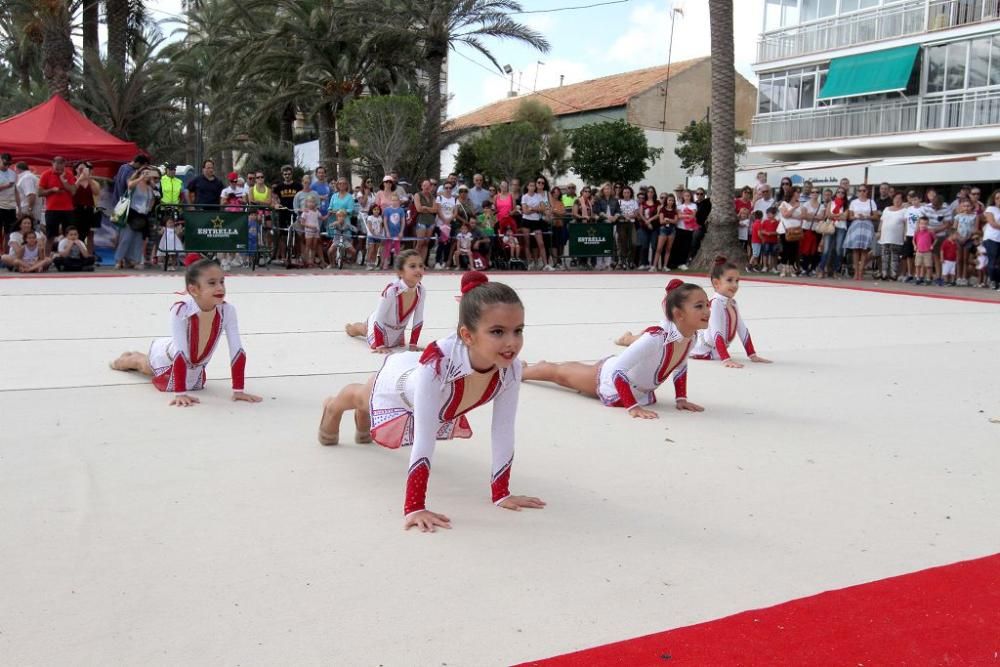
(757, 0, 1000, 64)
(750, 88, 1000, 146)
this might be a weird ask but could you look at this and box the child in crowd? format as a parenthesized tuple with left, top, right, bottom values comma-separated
(913, 216, 935, 285)
(748, 210, 763, 272)
(474, 201, 496, 256)
(974, 233, 988, 287)
(327, 209, 357, 267)
(382, 194, 406, 270)
(689, 257, 771, 367)
(754, 171, 770, 201)
(54, 226, 96, 272)
(156, 216, 184, 269)
(344, 249, 425, 353)
(523, 280, 708, 418)
(363, 203, 384, 270)
(452, 223, 473, 270)
(940, 230, 959, 286)
(502, 228, 521, 260)
(321, 271, 543, 532)
(902, 190, 924, 282)
(2, 216, 42, 270)
(110, 258, 262, 408)
(434, 212, 452, 269)
(952, 198, 978, 286)
(14, 230, 53, 273)
(760, 207, 780, 273)
(299, 195, 322, 268)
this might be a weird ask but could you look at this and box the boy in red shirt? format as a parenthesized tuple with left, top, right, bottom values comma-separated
(760, 206, 780, 273)
(38, 156, 76, 248)
(940, 229, 959, 286)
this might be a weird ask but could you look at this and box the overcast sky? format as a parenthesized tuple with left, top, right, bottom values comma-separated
(149, 0, 764, 120)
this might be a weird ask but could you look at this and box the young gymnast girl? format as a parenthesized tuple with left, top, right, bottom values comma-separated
(522, 279, 709, 418)
(688, 257, 772, 368)
(344, 249, 426, 353)
(319, 271, 544, 532)
(110, 258, 262, 407)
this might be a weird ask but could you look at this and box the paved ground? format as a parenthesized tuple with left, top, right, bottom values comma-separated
(1, 271, 998, 665)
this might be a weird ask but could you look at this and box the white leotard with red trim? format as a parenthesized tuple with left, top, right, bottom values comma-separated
(689, 294, 757, 361)
(597, 319, 692, 410)
(366, 278, 425, 350)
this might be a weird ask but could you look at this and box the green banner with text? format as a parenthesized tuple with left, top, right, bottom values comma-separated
(567, 223, 614, 257)
(184, 211, 249, 252)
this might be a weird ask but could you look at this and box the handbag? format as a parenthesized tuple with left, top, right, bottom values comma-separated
(785, 225, 803, 242)
(111, 194, 131, 225)
(815, 220, 836, 235)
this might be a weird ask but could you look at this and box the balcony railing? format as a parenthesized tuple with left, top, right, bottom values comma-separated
(750, 88, 1000, 145)
(757, 0, 1000, 64)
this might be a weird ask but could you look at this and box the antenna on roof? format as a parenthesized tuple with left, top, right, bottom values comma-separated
(559, 74, 564, 87)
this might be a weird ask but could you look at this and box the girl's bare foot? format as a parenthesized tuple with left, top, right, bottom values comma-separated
(354, 411, 372, 444)
(317, 397, 340, 446)
(614, 331, 635, 347)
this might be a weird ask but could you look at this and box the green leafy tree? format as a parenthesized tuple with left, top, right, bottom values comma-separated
(569, 119, 663, 185)
(340, 94, 423, 176)
(512, 98, 569, 179)
(674, 119, 746, 177)
(381, 0, 550, 178)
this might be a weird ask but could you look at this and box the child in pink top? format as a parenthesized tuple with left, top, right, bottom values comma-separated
(913, 216, 935, 285)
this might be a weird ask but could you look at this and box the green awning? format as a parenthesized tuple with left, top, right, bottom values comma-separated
(817, 44, 919, 100)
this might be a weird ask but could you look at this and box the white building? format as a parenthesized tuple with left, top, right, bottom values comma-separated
(743, 0, 1000, 189)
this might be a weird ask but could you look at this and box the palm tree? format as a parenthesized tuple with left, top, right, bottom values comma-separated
(385, 0, 550, 178)
(692, 0, 744, 270)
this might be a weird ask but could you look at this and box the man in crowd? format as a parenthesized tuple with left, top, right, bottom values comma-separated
(186, 159, 225, 207)
(561, 183, 577, 209)
(875, 182, 893, 211)
(159, 164, 183, 207)
(15, 162, 40, 227)
(38, 156, 76, 248)
(437, 172, 459, 194)
(467, 173, 490, 213)
(113, 154, 149, 206)
(691, 187, 712, 261)
(0, 153, 21, 254)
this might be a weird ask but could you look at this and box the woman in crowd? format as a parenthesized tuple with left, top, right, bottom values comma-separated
(846, 184, 878, 280)
(548, 185, 567, 269)
(114, 166, 157, 270)
(798, 188, 822, 276)
(519, 178, 551, 271)
(616, 185, 638, 270)
(777, 185, 803, 277)
(636, 187, 659, 270)
(671, 189, 697, 270)
(593, 182, 620, 270)
(817, 186, 849, 278)
(983, 190, 1000, 289)
(652, 192, 677, 273)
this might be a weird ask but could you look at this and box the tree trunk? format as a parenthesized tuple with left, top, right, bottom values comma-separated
(41, 7, 74, 99)
(692, 0, 744, 270)
(423, 52, 445, 179)
(106, 0, 128, 72)
(82, 0, 99, 79)
(279, 103, 295, 145)
(317, 104, 336, 172)
(184, 96, 198, 166)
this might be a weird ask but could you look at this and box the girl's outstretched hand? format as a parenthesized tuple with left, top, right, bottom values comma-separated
(750, 354, 772, 364)
(372, 346, 391, 354)
(498, 495, 546, 511)
(170, 394, 200, 407)
(723, 359, 744, 369)
(629, 406, 659, 419)
(404, 509, 452, 532)
(676, 399, 705, 412)
(233, 391, 263, 403)
(408, 344, 423, 352)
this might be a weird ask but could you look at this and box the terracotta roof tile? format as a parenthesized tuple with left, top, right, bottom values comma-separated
(446, 57, 709, 131)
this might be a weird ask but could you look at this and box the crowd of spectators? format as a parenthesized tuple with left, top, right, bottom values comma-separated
(3, 154, 999, 289)
(740, 173, 1000, 289)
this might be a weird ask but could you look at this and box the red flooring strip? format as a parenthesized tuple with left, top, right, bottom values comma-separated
(519, 554, 1000, 667)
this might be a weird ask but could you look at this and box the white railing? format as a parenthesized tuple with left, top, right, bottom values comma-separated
(750, 88, 1000, 144)
(756, 0, 1000, 63)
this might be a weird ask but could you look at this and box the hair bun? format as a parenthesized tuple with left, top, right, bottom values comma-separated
(183, 252, 202, 267)
(460, 271, 489, 295)
(665, 278, 684, 293)
(714, 255, 728, 266)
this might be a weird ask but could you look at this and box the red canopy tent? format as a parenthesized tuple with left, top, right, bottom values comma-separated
(0, 96, 143, 170)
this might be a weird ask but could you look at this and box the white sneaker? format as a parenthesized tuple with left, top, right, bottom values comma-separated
(956, 278, 968, 286)
(678, 264, 689, 271)
(543, 264, 555, 271)
(648, 266, 657, 272)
